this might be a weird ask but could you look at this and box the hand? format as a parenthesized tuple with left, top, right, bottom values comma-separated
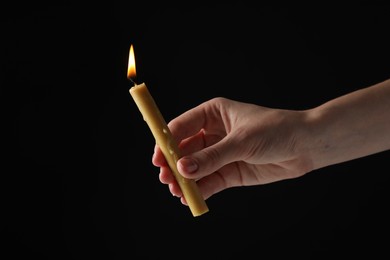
(152, 97, 313, 204)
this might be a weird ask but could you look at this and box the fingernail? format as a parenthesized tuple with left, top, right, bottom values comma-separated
(179, 158, 198, 174)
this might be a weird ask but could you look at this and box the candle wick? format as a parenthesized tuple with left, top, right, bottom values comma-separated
(128, 77, 137, 86)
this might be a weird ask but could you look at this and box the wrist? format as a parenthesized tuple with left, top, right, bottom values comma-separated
(301, 108, 327, 170)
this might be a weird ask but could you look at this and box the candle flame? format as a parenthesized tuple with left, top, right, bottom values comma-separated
(127, 44, 136, 80)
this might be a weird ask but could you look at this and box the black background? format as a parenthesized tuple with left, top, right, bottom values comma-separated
(1, 2, 390, 259)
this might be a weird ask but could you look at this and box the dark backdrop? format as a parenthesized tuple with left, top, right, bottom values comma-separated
(1, 2, 390, 259)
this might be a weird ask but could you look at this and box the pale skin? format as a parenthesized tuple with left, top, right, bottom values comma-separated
(152, 79, 390, 205)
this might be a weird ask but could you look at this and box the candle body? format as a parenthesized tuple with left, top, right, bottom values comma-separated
(130, 83, 209, 217)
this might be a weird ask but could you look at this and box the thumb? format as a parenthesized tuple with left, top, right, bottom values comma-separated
(177, 137, 237, 179)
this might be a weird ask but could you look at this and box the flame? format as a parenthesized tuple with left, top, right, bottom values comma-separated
(127, 44, 136, 79)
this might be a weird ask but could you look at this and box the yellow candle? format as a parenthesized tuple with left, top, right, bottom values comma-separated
(128, 44, 209, 217)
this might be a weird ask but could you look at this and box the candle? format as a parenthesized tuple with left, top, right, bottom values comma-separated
(127, 44, 209, 217)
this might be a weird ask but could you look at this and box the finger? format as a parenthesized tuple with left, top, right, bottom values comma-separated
(159, 166, 183, 198)
(158, 167, 175, 184)
(178, 135, 241, 179)
(152, 144, 168, 167)
(196, 163, 244, 200)
(168, 98, 224, 145)
(178, 130, 223, 157)
(178, 165, 238, 203)
(169, 183, 183, 198)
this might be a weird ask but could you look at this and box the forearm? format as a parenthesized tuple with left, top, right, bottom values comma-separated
(306, 79, 390, 170)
